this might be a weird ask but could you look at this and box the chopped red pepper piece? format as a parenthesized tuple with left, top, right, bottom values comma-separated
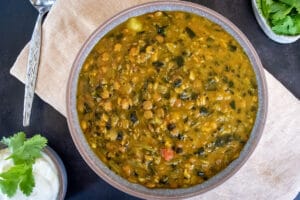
(161, 148, 174, 161)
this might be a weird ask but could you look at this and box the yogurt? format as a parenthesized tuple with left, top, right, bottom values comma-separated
(0, 148, 59, 200)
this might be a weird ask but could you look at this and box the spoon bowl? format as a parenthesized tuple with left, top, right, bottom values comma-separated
(30, 0, 55, 11)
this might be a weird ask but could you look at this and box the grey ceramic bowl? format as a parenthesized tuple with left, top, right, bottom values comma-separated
(66, 1, 268, 199)
(0, 144, 67, 200)
(44, 146, 68, 200)
(252, 0, 300, 44)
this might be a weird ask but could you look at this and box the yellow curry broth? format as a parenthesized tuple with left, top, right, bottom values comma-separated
(77, 11, 258, 188)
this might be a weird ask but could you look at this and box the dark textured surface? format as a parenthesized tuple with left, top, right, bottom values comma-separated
(0, 0, 299, 200)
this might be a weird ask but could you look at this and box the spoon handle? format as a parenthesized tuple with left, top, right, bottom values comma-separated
(23, 11, 46, 127)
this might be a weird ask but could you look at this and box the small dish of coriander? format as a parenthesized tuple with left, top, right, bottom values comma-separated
(252, 0, 300, 43)
(0, 132, 67, 200)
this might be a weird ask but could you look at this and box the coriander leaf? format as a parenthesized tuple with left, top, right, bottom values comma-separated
(259, 0, 300, 35)
(0, 133, 47, 198)
(8, 134, 47, 165)
(19, 166, 35, 196)
(293, 14, 300, 32)
(261, 0, 273, 18)
(0, 179, 18, 197)
(266, 0, 274, 5)
(1, 132, 26, 152)
(295, 0, 300, 13)
(272, 16, 296, 34)
(0, 164, 32, 197)
(279, 0, 296, 6)
(269, 2, 289, 13)
(271, 4, 293, 21)
(0, 164, 29, 179)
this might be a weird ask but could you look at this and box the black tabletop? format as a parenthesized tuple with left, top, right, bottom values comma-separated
(0, 0, 299, 200)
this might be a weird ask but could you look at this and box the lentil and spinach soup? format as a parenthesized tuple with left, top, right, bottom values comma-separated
(77, 11, 258, 188)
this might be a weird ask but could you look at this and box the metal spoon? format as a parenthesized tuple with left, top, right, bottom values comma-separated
(23, 0, 56, 126)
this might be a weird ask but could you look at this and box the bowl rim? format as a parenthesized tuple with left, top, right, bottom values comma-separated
(0, 144, 67, 200)
(44, 146, 68, 200)
(66, 1, 268, 199)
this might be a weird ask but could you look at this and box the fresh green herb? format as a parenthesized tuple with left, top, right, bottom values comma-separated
(199, 106, 209, 116)
(185, 27, 196, 39)
(152, 61, 164, 69)
(0, 164, 34, 197)
(230, 100, 236, 110)
(214, 134, 234, 147)
(195, 147, 205, 156)
(228, 43, 237, 52)
(167, 123, 176, 131)
(0, 132, 47, 197)
(156, 25, 168, 36)
(179, 92, 190, 100)
(174, 56, 184, 67)
(130, 111, 138, 123)
(259, 0, 300, 35)
(173, 79, 182, 88)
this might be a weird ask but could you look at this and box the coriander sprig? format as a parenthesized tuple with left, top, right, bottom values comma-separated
(260, 0, 300, 35)
(0, 132, 47, 197)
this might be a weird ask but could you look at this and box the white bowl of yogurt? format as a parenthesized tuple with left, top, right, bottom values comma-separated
(0, 145, 67, 200)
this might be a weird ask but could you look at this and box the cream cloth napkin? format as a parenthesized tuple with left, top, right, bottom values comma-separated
(10, 0, 300, 199)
